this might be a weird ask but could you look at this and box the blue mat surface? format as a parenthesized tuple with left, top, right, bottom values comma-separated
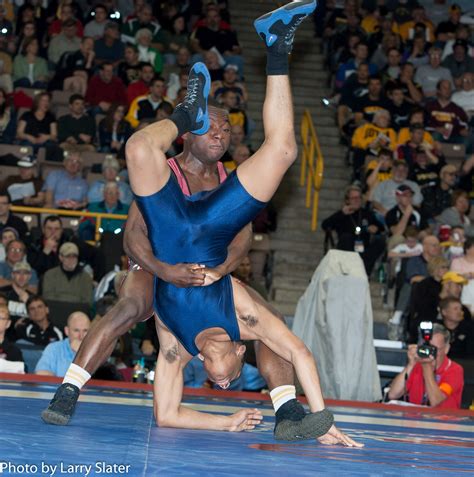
(1, 379, 473, 476)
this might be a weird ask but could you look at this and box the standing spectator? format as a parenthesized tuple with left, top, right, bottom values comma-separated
(118, 45, 141, 88)
(47, 19, 81, 66)
(415, 46, 454, 99)
(0, 305, 23, 366)
(1, 155, 44, 206)
(126, 62, 155, 105)
(0, 191, 28, 238)
(322, 185, 385, 274)
(16, 92, 57, 153)
(85, 63, 127, 115)
(42, 242, 93, 307)
(425, 80, 469, 146)
(35, 311, 90, 376)
(0, 239, 38, 292)
(387, 324, 463, 409)
(121, 3, 161, 45)
(43, 151, 88, 210)
(57, 94, 96, 152)
(94, 22, 124, 68)
(98, 104, 132, 154)
(84, 4, 109, 39)
(442, 39, 474, 90)
(437, 190, 471, 231)
(135, 28, 162, 74)
(12, 37, 48, 88)
(87, 156, 132, 205)
(15, 295, 63, 347)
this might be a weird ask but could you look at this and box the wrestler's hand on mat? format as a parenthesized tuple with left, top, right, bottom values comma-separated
(228, 409, 263, 432)
(317, 425, 364, 447)
(201, 267, 224, 286)
(160, 263, 206, 287)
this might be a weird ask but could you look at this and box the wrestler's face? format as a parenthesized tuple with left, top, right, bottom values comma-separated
(185, 108, 231, 163)
(202, 343, 246, 389)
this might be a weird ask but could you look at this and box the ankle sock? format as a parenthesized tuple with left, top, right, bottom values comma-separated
(266, 50, 289, 75)
(270, 384, 296, 412)
(62, 363, 91, 390)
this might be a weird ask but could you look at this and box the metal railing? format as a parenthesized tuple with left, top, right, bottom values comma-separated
(299, 109, 324, 231)
(10, 205, 128, 243)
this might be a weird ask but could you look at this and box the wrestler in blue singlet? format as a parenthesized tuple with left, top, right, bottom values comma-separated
(134, 170, 265, 356)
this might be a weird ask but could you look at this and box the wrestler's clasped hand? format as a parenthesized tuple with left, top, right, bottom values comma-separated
(228, 409, 263, 432)
(317, 425, 364, 447)
(201, 267, 223, 286)
(161, 263, 206, 287)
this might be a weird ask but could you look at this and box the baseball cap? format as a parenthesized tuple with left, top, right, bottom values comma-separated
(17, 155, 36, 168)
(396, 184, 414, 195)
(224, 64, 239, 72)
(13, 261, 32, 273)
(442, 271, 467, 285)
(453, 39, 468, 51)
(59, 242, 79, 256)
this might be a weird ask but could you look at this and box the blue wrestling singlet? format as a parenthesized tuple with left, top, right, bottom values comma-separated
(134, 170, 266, 355)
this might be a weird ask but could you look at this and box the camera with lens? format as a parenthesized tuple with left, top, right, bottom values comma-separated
(417, 321, 437, 359)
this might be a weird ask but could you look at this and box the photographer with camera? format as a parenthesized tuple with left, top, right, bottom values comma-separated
(387, 323, 464, 408)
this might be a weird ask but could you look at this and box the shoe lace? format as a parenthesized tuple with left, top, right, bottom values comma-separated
(284, 16, 305, 45)
(185, 77, 199, 104)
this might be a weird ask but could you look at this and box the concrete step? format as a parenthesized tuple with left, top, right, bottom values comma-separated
(272, 275, 311, 290)
(269, 300, 297, 316)
(273, 287, 306, 304)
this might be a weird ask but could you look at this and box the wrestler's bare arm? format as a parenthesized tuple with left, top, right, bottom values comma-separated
(153, 318, 262, 431)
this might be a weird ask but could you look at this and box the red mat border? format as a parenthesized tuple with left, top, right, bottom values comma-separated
(1, 372, 473, 417)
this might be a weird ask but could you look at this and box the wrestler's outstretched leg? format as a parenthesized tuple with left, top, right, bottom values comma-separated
(41, 269, 154, 425)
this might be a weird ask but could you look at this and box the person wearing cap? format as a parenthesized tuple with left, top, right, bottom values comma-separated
(213, 64, 248, 108)
(94, 22, 125, 68)
(436, 5, 463, 43)
(442, 39, 474, 90)
(421, 164, 457, 219)
(125, 77, 172, 128)
(43, 150, 88, 210)
(87, 156, 132, 205)
(42, 242, 93, 306)
(57, 94, 96, 153)
(415, 46, 454, 99)
(47, 18, 81, 66)
(0, 191, 28, 239)
(15, 295, 63, 348)
(0, 156, 44, 206)
(0, 239, 38, 293)
(385, 184, 429, 247)
(134, 28, 163, 74)
(387, 323, 464, 409)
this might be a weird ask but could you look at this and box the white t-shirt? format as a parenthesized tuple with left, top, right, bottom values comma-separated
(391, 242, 423, 273)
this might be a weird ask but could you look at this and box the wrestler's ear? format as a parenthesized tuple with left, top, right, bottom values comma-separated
(236, 344, 246, 357)
(197, 353, 205, 361)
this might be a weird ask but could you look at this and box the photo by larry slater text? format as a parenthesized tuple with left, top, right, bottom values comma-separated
(0, 462, 132, 476)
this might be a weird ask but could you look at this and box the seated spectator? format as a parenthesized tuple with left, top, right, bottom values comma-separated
(190, 6, 242, 74)
(442, 24, 473, 60)
(0, 239, 38, 293)
(87, 156, 132, 205)
(387, 324, 463, 409)
(42, 242, 93, 307)
(351, 109, 397, 181)
(121, 3, 161, 45)
(405, 235, 441, 285)
(1, 155, 44, 206)
(414, 46, 454, 99)
(84, 4, 109, 39)
(0, 261, 33, 328)
(126, 77, 172, 128)
(213, 64, 248, 108)
(425, 80, 469, 146)
(159, 13, 189, 65)
(43, 150, 88, 210)
(397, 123, 438, 166)
(35, 311, 90, 376)
(407, 147, 442, 195)
(386, 184, 429, 250)
(135, 28, 162, 74)
(380, 47, 402, 85)
(452, 72, 474, 118)
(441, 225, 465, 262)
(442, 39, 474, 90)
(365, 148, 393, 197)
(398, 4, 435, 43)
(437, 190, 471, 231)
(0, 227, 17, 261)
(388, 226, 423, 275)
(49, 36, 95, 95)
(57, 94, 96, 152)
(372, 160, 423, 218)
(220, 89, 251, 138)
(321, 185, 385, 274)
(0, 87, 15, 143)
(162, 46, 191, 80)
(370, 31, 401, 70)
(223, 143, 251, 171)
(85, 62, 127, 115)
(15, 295, 63, 347)
(16, 92, 57, 153)
(335, 42, 377, 90)
(203, 49, 224, 82)
(386, 84, 411, 132)
(126, 62, 155, 105)
(118, 44, 141, 87)
(0, 191, 28, 238)
(12, 37, 48, 88)
(232, 255, 267, 299)
(422, 164, 457, 219)
(352, 75, 390, 124)
(47, 2, 83, 38)
(94, 22, 124, 68)
(392, 62, 423, 105)
(98, 104, 132, 154)
(47, 18, 81, 66)
(397, 108, 435, 147)
(437, 297, 474, 360)
(402, 34, 429, 69)
(0, 305, 24, 370)
(436, 4, 462, 42)
(79, 182, 129, 240)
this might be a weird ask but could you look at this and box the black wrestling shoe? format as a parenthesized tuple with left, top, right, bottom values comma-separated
(174, 61, 210, 135)
(254, 0, 317, 55)
(41, 383, 80, 426)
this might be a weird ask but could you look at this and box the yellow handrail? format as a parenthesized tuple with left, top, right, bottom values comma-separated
(11, 205, 128, 243)
(300, 109, 324, 231)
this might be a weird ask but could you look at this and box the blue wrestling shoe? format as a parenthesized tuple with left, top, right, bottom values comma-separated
(254, 0, 317, 54)
(175, 62, 210, 135)
(41, 383, 80, 425)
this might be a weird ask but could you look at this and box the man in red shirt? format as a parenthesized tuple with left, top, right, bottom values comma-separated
(126, 62, 155, 105)
(85, 63, 127, 115)
(388, 323, 464, 408)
